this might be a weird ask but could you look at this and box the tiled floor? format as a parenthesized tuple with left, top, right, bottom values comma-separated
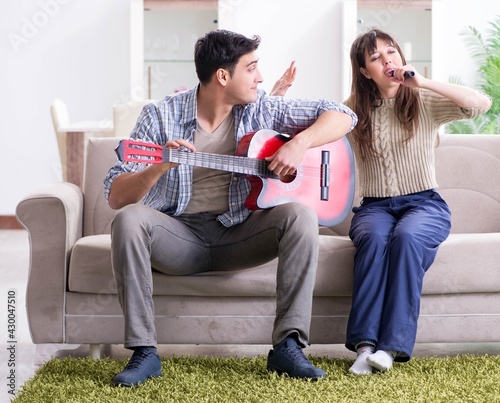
(2, 229, 500, 400)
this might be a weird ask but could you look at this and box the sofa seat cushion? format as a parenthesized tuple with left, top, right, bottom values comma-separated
(68, 235, 116, 294)
(68, 234, 355, 296)
(423, 232, 500, 293)
(67, 232, 500, 297)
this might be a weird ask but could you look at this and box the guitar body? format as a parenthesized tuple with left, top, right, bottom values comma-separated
(237, 129, 355, 227)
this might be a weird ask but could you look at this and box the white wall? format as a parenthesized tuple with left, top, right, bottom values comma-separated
(218, 0, 351, 101)
(1, 0, 498, 216)
(144, 8, 218, 98)
(358, 8, 432, 77)
(0, 0, 138, 215)
(432, 0, 500, 89)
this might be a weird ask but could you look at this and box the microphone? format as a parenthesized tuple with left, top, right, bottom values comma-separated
(390, 70, 415, 79)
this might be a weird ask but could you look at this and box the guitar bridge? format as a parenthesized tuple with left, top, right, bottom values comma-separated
(320, 150, 330, 201)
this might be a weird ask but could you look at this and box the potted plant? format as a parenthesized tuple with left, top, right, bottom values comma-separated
(445, 15, 500, 134)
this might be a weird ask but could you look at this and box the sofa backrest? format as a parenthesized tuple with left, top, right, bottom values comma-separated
(434, 134, 500, 234)
(82, 134, 500, 237)
(329, 134, 500, 236)
(83, 137, 123, 237)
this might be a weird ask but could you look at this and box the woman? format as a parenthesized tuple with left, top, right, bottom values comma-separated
(344, 29, 491, 375)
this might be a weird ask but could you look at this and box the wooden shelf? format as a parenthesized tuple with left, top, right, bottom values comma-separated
(144, 60, 193, 63)
(358, 0, 431, 9)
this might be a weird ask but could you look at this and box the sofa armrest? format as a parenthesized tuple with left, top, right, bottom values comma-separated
(16, 182, 83, 343)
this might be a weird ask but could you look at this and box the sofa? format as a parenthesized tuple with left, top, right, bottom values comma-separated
(16, 134, 500, 358)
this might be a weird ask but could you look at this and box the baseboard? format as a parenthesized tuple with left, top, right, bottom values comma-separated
(0, 216, 23, 230)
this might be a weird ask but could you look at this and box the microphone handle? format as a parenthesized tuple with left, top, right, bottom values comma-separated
(390, 70, 415, 78)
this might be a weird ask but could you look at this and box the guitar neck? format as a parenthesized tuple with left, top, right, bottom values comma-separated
(115, 139, 279, 178)
(164, 148, 278, 178)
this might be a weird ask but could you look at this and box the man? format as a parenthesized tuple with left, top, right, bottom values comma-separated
(104, 29, 357, 387)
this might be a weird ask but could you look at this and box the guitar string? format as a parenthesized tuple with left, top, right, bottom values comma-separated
(125, 144, 334, 178)
(129, 155, 328, 178)
(169, 150, 330, 176)
(171, 154, 326, 178)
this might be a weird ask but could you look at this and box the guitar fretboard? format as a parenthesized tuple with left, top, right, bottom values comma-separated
(164, 148, 279, 179)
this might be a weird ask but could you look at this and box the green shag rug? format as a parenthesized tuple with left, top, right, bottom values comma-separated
(12, 354, 500, 403)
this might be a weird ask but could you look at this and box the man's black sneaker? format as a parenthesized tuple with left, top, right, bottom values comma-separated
(267, 336, 326, 380)
(114, 347, 162, 387)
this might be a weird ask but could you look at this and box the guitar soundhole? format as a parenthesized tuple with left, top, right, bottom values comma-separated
(274, 166, 302, 191)
(280, 173, 295, 183)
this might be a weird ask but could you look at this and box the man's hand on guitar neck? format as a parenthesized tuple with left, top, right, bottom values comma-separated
(165, 139, 196, 157)
(108, 139, 196, 210)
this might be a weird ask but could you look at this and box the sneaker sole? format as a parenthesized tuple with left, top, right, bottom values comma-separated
(114, 370, 162, 387)
(267, 365, 326, 381)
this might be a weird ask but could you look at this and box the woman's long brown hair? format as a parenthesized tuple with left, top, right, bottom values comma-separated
(347, 29, 420, 160)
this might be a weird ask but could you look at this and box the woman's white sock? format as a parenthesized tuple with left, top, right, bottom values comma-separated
(366, 350, 397, 371)
(349, 345, 375, 375)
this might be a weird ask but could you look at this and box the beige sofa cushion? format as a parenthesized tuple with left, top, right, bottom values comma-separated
(435, 135, 500, 234)
(83, 137, 121, 237)
(68, 234, 354, 296)
(68, 232, 500, 297)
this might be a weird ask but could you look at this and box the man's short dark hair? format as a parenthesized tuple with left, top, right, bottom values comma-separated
(194, 29, 261, 84)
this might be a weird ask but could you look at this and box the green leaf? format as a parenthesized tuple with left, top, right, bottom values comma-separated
(450, 14, 500, 134)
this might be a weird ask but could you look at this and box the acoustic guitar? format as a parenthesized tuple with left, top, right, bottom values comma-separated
(114, 129, 355, 226)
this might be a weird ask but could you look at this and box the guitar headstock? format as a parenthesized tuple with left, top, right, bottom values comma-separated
(115, 139, 164, 164)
